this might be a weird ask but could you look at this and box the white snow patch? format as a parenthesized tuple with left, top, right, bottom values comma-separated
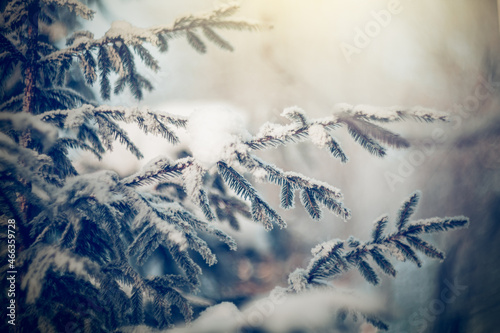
(258, 289, 380, 333)
(192, 302, 241, 331)
(186, 106, 251, 168)
(165, 288, 381, 333)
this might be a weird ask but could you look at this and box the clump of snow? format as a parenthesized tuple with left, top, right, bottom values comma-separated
(311, 239, 342, 256)
(352, 104, 401, 121)
(257, 288, 380, 333)
(288, 268, 308, 292)
(281, 106, 305, 117)
(167, 229, 188, 251)
(383, 243, 407, 262)
(255, 122, 298, 140)
(411, 106, 449, 121)
(105, 20, 160, 46)
(186, 106, 251, 168)
(308, 124, 330, 148)
(252, 168, 268, 183)
(193, 302, 241, 330)
(70, 36, 91, 47)
(332, 103, 353, 113)
(281, 106, 308, 124)
(64, 104, 93, 128)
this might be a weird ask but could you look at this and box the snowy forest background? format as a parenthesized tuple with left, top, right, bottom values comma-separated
(1, 0, 499, 332)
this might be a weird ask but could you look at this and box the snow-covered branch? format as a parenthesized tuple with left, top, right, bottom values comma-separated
(39, 4, 261, 63)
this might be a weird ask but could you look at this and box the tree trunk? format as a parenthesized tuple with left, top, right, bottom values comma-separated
(18, 0, 40, 221)
(22, 0, 39, 115)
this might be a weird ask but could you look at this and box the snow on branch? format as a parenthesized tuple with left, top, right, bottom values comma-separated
(289, 191, 469, 288)
(24, 168, 226, 326)
(56, 103, 451, 233)
(39, 104, 185, 160)
(246, 105, 447, 161)
(271, 192, 469, 331)
(334, 103, 449, 123)
(0, 131, 58, 195)
(123, 157, 194, 187)
(39, 4, 261, 66)
(182, 162, 216, 221)
(241, 155, 350, 221)
(42, 0, 95, 20)
(119, 104, 448, 228)
(35, 4, 262, 101)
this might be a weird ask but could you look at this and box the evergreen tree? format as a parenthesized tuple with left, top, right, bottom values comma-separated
(0, 1, 468, 332)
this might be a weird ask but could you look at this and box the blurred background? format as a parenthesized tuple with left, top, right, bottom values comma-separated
(68, 0, 500, 332)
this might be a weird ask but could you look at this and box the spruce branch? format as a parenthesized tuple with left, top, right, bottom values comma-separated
(123, 157, 193, 187)
(0, 32, 26, 63)
(202, 26, 234, 51)
(336, 103, 449, 123)
(1, 0, 470, 330)
(292, 192, 469, 286)
(182, 163, 216, 221)
(371, 215, 388, 243)
(174, 209, 237, 251)
(241, 155, 350, 220)
(217, 161, 286, 229)
(208, 187, 251, 231)
(396, 190, 420, 231)
(41, 0, 95, 19)
(245, 106, 448, 162)
(38, 4, 262, 100)
(277, 192, 469, 330)
(300, 189, 322, 220)
(39, 104, 185, 163)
